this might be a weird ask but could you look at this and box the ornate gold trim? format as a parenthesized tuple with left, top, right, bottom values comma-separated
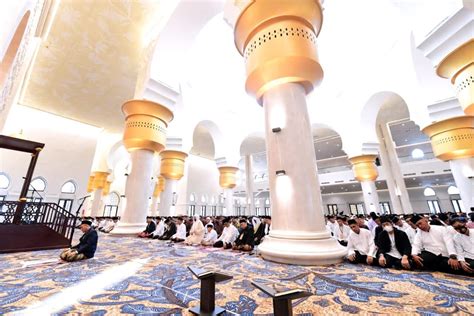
(348, 154, 379, 182)
(160, 150, 188, 180)
(218, 166, 240, 189)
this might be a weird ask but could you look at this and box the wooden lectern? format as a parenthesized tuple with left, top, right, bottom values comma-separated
(251, 281, 313, 316)
(188, 266, 233, 316)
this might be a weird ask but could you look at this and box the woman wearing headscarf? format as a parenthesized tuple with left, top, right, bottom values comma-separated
(184, 215, 205, 245)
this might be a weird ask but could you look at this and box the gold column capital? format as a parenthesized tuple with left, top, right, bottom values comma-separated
(234, 0, 324, 104)
(348, 154, 379, 182)
(422, 115, 474, 161)
(86, 175, 95, 193)
(218, 166, 240, 189)
(92, 171, 109, 190)
(160, 150, 188, 180)
(153, 176, 166, 197)
(436, 39, 474, 115)
(122, 99, 174, 153)
(102, 181, 112, 196)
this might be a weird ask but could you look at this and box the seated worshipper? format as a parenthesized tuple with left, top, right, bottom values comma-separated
(377, 216, 412, 270)
(97, 218, 107, 231)
(326, 215, 338, 237)
(393, 216, 416, 244)
(171, 217, 187, 242)
(102, 218, 117, 233)
(467, 213, 474, 229)
(254, 216, 271, 245)
(346, 219, 377, 265)
(452, 218, 474, 275)
(357, 214, 369, 230)
(150, 217, 165, 239)
(138, 217, 156, 238)
(213, 218, 239, 249)
(185, 215, 205, 245)
(411, 215, 460, 273)
(158, 218, 177, 240)
(335, 216, 351, 246)
(367, 212, 378, 232)
(60, 219, 98, 262)
(232, 219, 255, 251)
(202, 224, 218, 246)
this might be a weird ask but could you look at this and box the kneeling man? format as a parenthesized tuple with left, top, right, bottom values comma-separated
(346, 219, 376, 265)
(60, 219, 98, 262)
(232, 219, 254, 251)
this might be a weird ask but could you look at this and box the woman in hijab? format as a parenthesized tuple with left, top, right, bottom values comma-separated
(184, 215, 205, 245)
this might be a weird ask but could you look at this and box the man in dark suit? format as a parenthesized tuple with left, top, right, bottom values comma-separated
(233, 219, 255, 251)
(60, 219, 98, 262)
(377, 216, 412, 270)
(138, 217, 156, 238)
(254, 216, 271, 245)
(158, 218, 177, 240)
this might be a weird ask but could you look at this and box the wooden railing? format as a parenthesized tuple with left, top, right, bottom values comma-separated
(0, 200, 79, 244)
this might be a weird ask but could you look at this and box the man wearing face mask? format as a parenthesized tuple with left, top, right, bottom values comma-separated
(377, 216, 412, 270)
(452, 218, 474, 275)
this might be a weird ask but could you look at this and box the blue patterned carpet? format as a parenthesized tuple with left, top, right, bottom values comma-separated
(0, 233, 473, 315)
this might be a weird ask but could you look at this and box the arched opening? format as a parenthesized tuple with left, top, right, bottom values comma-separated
(103, 192, 120, 217)
(60, 180, 76, 194)
(190, 120, 225, 160)
(0, 173, 11, 189)
(0, 11, 30, 87)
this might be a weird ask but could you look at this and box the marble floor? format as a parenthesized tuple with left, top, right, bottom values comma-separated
(0, 232, 473, 315)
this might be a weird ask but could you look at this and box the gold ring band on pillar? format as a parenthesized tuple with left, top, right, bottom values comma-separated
(122, 99, 174, 153)
(86, 175, 95, 193)
(218, 166, 239, 189)
(234, 0, 324, 104)
(436, 39, 474, 116)
(422, 115, 474, 161)
(348, 155, 379, 182)
(153, 176, 166, 197)
(160, 150, 188, 180)
(92, 171, 109, 190)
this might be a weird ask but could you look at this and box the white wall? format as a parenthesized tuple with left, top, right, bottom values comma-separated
(1, 105, 101, 212)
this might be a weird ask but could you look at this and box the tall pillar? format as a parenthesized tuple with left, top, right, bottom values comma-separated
(90, 171, 109, 217)
(150, 176, 165, 216)
(244, 155, 255, 215)
(348, 155, 382, 214)
(159, 150, 187, 216)
(378, 123, 413, 214)
(423, 116, 474, 212)
(218, 166, 238, 216)
(112, 100, 173, 235)
(234, 0, 346, 265)
(82, 175, 95, 217)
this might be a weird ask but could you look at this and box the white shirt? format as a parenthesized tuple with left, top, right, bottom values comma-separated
(172, 223, 187, 239)
(217, 225, 239, 244)
(412, 225, 456, 257)
(203, 229, 218, 243)
(347, 228, 376, 257)
(386, 233, 402, 259)
(400, 224, 416, 244)
(152, 221, 165, 237)
(326, 221, 338, 237)
(336, 224, 351, 241)
(453, 229, 474, 261)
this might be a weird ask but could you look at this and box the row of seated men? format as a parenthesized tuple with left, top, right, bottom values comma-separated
(78, 216, 119, 233)
(138, 215, 272, 252)
(325, 211, 474, 275)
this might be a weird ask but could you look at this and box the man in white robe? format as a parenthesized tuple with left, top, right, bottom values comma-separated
(185, 215, 205, 245)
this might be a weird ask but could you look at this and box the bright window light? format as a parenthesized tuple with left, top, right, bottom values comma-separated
(411, 148, 424, 159)
(447, 185, 460, 195)
(0, 173, 10, 189)
(423, 187, 436, 197)
(61, 181, 76, 194)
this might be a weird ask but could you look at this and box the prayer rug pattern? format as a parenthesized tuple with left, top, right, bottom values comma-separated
(0, 234, 472, 315)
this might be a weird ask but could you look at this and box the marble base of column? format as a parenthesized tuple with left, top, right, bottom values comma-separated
(159, 178, 177, 216)
(112, 149, 154, 235)
(258, 83, 346, 265)
(450, 158, 474, 212)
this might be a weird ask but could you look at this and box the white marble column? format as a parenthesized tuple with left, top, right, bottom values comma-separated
(361, 181, 381, 214)
(159, 178, 177, 216)
(150, 196, 159, 216)
(378, 123, 413, 214)
(245, 155, 255, 215)
(258, 83, 346, 265)
(450, 158, 474, 212)
(223, 188, 234, 216)
(112, 149, 154, 235)
(89, 189, 103, 218)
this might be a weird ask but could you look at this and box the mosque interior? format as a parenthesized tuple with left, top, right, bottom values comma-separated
(0, 0, 473, 315)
